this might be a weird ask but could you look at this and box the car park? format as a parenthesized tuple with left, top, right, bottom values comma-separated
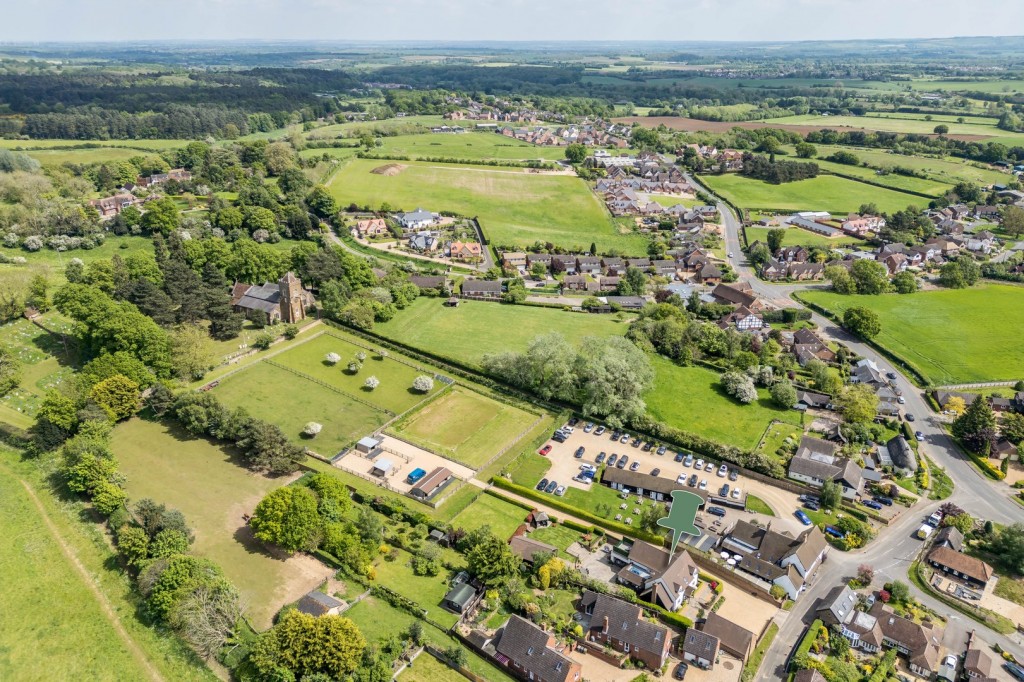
(607, 453, 618, 467)
(630, 461, 641, 472)
(651, 468, 661, 477)
(537, 478, 549, 491)
(595, 452, 607, 464)
(617, 455, 629, 469)
(674, 451, 684, 463)
(568, 417, 579, 426)
(705, 462, 714, 472)
(583, 422, 594, 433)
(555, 485, 566, 496)
(731, 488, 741, 499)
(656, 445, 667, 456)
(545, 480, 558, 494)
(595, 426, 606, 436)
(552, 431, 567, 443)
(717, 464, 728, 477)
(729, 469, 738, 481)
(720, 484, 729, 496)
(684, 454, 694, 467)
(610, 430, 620, 441)
(695, 458, 704, 470)
(707, 506, 726, 517)
(539, 444, 552, 456)
(632, 437, 642, 448)
(699, 479, 707, 490)
(795, 510, 812, 526)
(688, 474, 698, 487)
(574, 446, 585, 458)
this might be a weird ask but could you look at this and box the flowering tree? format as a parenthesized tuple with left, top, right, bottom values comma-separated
(412, 375, 434, 393)
(356, 351, 366, 362)
(348, 361, 361, 374)
(365, 376, 380, 390)
(378, 349, 389, 360)
(325, 352, 341, 365)
(303, 422, 323, 438)
(720, 371, 757, 404)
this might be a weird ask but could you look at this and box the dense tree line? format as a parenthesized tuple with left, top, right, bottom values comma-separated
(740, 152, 819, 183)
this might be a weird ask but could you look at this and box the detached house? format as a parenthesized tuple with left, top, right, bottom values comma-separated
(580, 591, 673, 670)
(788, 439, 863, 500)
(449, 241, 482, 261)
(353, 218, 389, 238)
(495, 615, 581, 682)
(720, 520, 828, 600)
(827, 599, 944, 679)
(396, 208, 436, 230)
(718, 306, 765, 332)
(682, 629, 720, 669)
(608, 540, 699, 611)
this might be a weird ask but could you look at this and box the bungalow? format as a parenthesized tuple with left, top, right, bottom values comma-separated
(409, 467, 454, 501)
(396, 208, 436, 230)
(933, 526, 964, 552)
(450, 241, 482, 261)
(993, 438, 1019, 461)
(354, 218, 390, 238)
(580, 591, 673, 670)
(682, 629, 720, 669)
(601, 295, 647, 310)
(698, 612, 754, 662)
(788, 453, 863, 500)
(502, 251, 528, 269)
(495, 616, 581, 682)
(600, 466, 707, 504)
(508, 536, 557, 564)
(461, 279, 503, 299)
(881, 436, 917, 474)
(927, 546, 994, 589)
(796, 390, 831, 409)
(626, 257, 651, 270)
(851, 359, 886, 387)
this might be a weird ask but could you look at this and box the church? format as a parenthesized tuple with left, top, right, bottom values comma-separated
(230, 272, 313, 324)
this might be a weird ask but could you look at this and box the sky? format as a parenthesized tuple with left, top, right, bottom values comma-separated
(2, 0, 1024, 43)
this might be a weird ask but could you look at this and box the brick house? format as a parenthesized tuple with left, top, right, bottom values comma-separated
(495, 615, 581, 682)
(580, 591, 672, 670)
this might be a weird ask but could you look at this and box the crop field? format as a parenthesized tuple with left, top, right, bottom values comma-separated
(801, 285, 1024, 384)
(644, 357, 802, 450)
(327, 158, 646, 253)
(744, 225, 866, 249)
(112, 418, 333, 629)
(389, 385, 539, 468)
(374, 298, 629, 366)
(213, 361, 389, 456)
(271, 331, 440, 414)
(448, 493, 528, 540)
(699, 173, 926, 215)
(0, 315, 77, 428)
(0, 460, 156, 681)
(371, 132, 566, 161)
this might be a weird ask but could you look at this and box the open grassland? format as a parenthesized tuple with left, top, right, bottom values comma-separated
(449, 492, 528, 540)
(112, 418, 333, 629)
(699, 173, 926, 214)
(213, 361, 389, 457)
(0, 315, 77, 428)
(372, 132, 566, 161)
(306, 115, 447, 139)
(644, 356, 802, 450)
(808, 157, 951, 196)
(0, 447, 215, 681)
(0, 138, 188, 151)
(328, 158, 645, 253)
(374, 298, 629, 366)
(801, 285, 1024, 384)
(762, 113, 1024, 142)
(390, 385, 538, 468)
(744, 225, 866, 249)
(0, 235, 154, 297)
(272, 331, 440, 414)
(398, 652, 464, 682)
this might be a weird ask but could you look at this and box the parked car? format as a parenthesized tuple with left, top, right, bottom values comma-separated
(717, 464, 728, 477)
(595, 426, 606, 436)
(555, 485, 566, 497)
(804, 500, 820, 511)
(537, 478, 549, 491)
(674, 452, 685, 463)
(610, 430, 620, 441)
(574, 446, 585, 459)
(795, 510, 812, 526)
(583, 422, 594, 433)
(642, 441, 653, 452)
(886, 371, 898, 380)
(632, 438, 642, 448)
(825, 526, 846, 539)
(539, 444, 552, 456)
(674, 661, 689, 680)
(731, 488, 741, 500)
(596, 452, 607, 464)
(651, 468, 661, 477)
(562, 425, 575, 434)
(684, 454, 694, 467)
(915, 431, 924, 440)
(863, 500, 883, 510)
(545, 480, 558, 494)
(607, 453, 618, 467)
(729, 469, 739, 481)
(905, 413, 916, 422)
(630, 461, 641, 472)
(620, 433, 630, 443)
(699, 479, 708, 490)
(873, 496, 893, 506)
(705, 462, 715, 472)
(617, 455, 629, 469)
(688, 474, 698, 487)
(898, 396, 906, 404)
(676, 473, 688, 484)
(580, 464, 596, 473)
(568, 417, 579, 427)
(552, 431, 566, 443)
(707, 506, 726, 517)
(695, 458, 705, 470)
(720, 484, 730, 496)
(656, 445, 667, 456)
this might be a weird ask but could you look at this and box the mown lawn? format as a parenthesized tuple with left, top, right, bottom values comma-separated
(389, 385, 539, 469)
(449, 493, 529, 540)
(370, 547, 461, 629)
(745, 225, 866, 249)
(399, 652, 464, 682)
(801, 285, 1024, 384)
(213, 361, 389, 456)
(644, 357, 802, 450)
(327, 158, 647, 253)
(112, 418, 332, 629)
(700, 173, 926, 215)
(529, 524, 584, 558)
(272, 331, 440, 413)
(374, 298, 629, 367)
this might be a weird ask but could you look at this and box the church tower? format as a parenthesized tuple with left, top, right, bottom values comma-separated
(278, 271, 306, 324)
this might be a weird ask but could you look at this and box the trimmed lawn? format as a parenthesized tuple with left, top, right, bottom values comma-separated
(529, 524, 584, 559)
(994, 576, 1024, 607)
(699, 173, 926, 215)
(644, 357, 802, 450)
(399, 652, 464, 682)
(509, 454, 553, 487)
(449, 493, 529, 540)
(112, 418, 332, 629)
(745, 495, 775, 516)
(370, 547, 461, 629)
(327, 158, 646, 253)
(801, 285, 1024, 384)
(272, 332, 440, 413)
(374, 297, 629, 366)
(745, 225, 866, 249)
(390, 385, 539, 469)
(373, 132, 565, 161)
(213, 361, 389, 456)
(0, 460, 156, 681)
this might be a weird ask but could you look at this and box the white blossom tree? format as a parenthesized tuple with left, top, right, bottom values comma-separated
(303, 422, 323, 438)
(325, 352, 341, 365)
(348, 361, 361, 374)
(356, 351, 367, 362)
(412, 375, 434, 393)
(365, 376, 380, 390)
(378, 349, 389, 360)
(720, 371, 757, 404)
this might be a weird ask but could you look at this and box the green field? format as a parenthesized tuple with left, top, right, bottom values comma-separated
(113, 418, 332, 629)
(449, 493, 528, 540)
(328, 158, 646, 253)
(801, 285, 1024, 384)
(372, 132, 565, 162)
(369, 546, 461, 628)
(213, 361, 389, 457)
(809, 158, 951, 196)
(390, 385, 539, 468)
(305, 115, 447, 139)
(0, 315, 77, 428)
(700, 173, 925, 214)
(272, 332, 440, 414)
(644, 357, 802, 450)
(792, 144, 1011, 188)
(745, 225, 866, 249)
(399, 652, 464, 682)
(763, 113, 1024, 143)
(374, 298, 629, 366)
